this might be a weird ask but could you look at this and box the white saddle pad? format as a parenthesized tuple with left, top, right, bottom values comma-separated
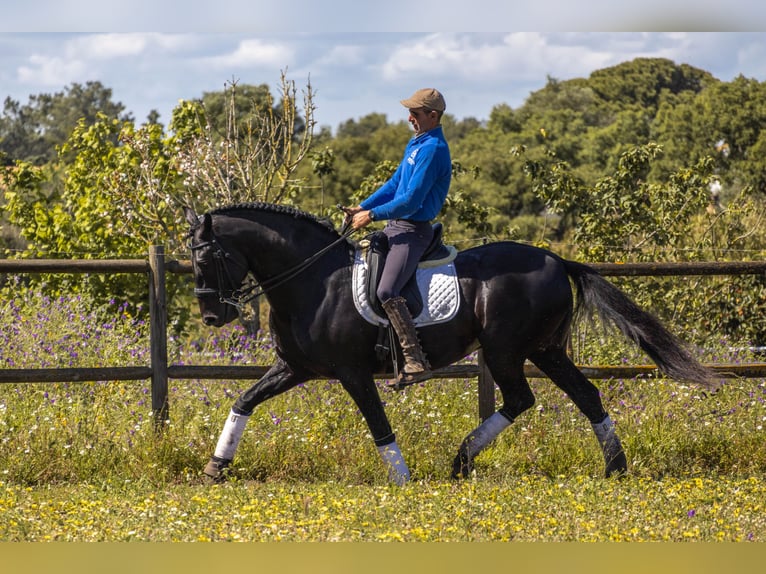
(351, 249, 460, 327)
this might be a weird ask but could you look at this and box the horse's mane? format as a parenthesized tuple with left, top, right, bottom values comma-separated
(210, 202, 340, 236)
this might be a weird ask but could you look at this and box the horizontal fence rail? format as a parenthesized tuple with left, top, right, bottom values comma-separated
(588, 260, 766, 276)
(3, 363, 765, 384)
(5, 259, 766, 275)
(1, 250, 765, 421)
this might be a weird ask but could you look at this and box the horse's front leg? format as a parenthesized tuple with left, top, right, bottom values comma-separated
(203, 358, 309, 483)
(337, 371, 410, 485)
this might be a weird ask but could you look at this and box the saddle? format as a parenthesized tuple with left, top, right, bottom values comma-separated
(362, 222, 455, 318)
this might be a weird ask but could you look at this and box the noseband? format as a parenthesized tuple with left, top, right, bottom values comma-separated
(190, 226, 356, 312)
(190, 238, 251, 309)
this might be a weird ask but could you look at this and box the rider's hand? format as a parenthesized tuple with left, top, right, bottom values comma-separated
(341, 205, 362, 227)
(351, 210, 373, 230)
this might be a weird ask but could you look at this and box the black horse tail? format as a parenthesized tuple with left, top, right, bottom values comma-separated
(563, 259, 721, 391)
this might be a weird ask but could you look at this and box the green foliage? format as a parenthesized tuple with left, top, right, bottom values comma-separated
(2, 162, 53, 253)
(518, 139, 766, 345)
(527, 142, 715, 261)
(0, 81, 132, 166)
(650, 75, 766, 193)
(441, 161, 492, 238)
(310, 146, 335, 178)
(2, 114, 189, 327)
(586, 58, 714, 109)
(2, 74, 318, 333)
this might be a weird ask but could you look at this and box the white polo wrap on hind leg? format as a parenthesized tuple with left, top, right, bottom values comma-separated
(463, 412, 513, 458)
(377, 441, 410, 485)
(591, 415, 623, 459)
(213, 410, 251, 461)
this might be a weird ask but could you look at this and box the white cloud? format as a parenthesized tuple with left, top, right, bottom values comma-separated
(14, 33, 201, 87)
(380, 33, 620, 84)
(65, 33, 150, 60)
(377, 31, 766, 94)
(316, 44, 365, 68)
(17, 54, 87, 86)
(62, 33, 208, 59)
(202, 38, 295, 68)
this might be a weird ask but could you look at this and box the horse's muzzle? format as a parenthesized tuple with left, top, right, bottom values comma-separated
(200, 305, 237, 328)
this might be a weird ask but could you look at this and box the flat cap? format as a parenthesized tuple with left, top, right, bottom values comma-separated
(400, 88, 446, 111)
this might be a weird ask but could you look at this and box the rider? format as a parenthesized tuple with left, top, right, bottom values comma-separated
(344, 88, 451, 387)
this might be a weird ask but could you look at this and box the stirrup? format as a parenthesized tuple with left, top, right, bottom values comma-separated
(388, 367, 433, 390)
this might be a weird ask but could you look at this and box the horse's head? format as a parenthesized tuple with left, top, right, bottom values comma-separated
(185, 207, 248, 327)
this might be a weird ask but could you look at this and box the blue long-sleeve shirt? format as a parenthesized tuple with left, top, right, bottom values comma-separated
(360, 125, 451, 222)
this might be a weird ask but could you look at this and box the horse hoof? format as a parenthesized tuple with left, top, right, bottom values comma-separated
(203, 457, 230, 484)
(605, 451, 628, 478)
(450, 454, 473, 480)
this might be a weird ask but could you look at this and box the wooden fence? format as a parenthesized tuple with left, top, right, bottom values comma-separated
(1, 247, 765, 422)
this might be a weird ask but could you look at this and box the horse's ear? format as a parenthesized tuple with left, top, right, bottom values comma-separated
(184, 208, 213, 234)
(201, 213, 213, 233)
(184, 207, 198, 227)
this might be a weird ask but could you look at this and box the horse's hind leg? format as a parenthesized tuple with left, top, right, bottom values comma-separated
(451, 355, 534, 479)
(529, 347, 627, 477)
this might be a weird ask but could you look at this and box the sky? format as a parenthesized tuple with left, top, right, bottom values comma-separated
(2, 3, 766, 133)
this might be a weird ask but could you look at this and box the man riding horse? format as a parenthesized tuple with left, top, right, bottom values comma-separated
(343, 88, 451, 388)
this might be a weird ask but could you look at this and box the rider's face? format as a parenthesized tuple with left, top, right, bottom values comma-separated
(408, 108, 439, 135)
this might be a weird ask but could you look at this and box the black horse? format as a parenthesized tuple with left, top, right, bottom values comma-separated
(185, 203, 719, 485)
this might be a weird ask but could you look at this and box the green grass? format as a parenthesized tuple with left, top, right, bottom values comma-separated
(1, 292, 765, 541)
(1, 474, 764, 541)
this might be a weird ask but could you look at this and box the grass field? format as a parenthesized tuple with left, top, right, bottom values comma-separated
(1, 292, 765, 542)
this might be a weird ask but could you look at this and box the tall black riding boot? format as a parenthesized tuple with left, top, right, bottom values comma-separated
(381, 296, 432, 388)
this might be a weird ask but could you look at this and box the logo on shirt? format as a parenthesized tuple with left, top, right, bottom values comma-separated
(407, 149, 419, 165)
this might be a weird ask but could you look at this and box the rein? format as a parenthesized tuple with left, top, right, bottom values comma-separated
(191, 225, 356, 311)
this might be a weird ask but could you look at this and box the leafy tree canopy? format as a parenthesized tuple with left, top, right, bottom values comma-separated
(0, 81, 133, 166)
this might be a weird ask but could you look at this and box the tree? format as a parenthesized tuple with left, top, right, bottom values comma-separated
(336, 113, 389, 138)
(517, 140, 766, 345)
(2, 73, 318, 334)
(651, 75, 766, 196)
(0, 81, 133, 166)
(172, 73, 317, 216)
(587, 58, 714, 110)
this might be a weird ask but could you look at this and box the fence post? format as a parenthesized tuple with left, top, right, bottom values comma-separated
(149, 245, 169, 429)
(477, 349, 496, 421)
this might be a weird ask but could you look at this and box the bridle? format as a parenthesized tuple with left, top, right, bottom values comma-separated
(190, 237, 250, 309)
(189, 222, 356, 313)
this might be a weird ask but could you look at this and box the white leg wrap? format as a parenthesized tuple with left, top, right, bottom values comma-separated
(463, 412, 512, 458)
(213, 410, 251, 461)
(376, 441, 410, 486)
(591, 415, 623, 460)
(591, 415, 616, 445)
